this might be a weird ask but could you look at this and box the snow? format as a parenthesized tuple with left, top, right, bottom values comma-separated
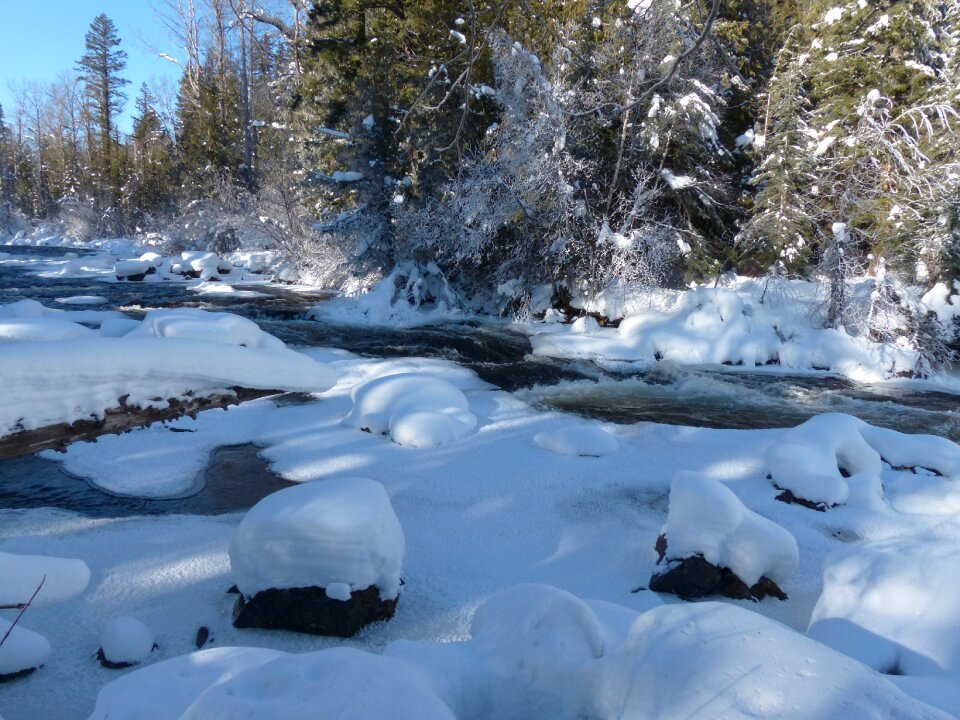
(0, 552, 90, 608)
(89, 647, 288, 720)
(99, 616, 155, 665)
(533, 424, 619, 457)
(662, 471, 799, 586)
(809, 546, 960, 677)
(331, 171, 363, 183)
(0, 620, 50, 677)
(0, 306, 336, 435)
(766, 413, 960, 508)
(344, 372, 477, 448)
(529, 278, 923, 381)
(229, 477, 405, 599)
(54, 296, 107, 305)
(114, 260, 153, 279)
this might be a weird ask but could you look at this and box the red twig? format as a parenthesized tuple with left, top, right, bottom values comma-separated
(0, 575, 46, 648)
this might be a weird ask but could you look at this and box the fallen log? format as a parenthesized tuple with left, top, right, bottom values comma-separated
(0, 388, 282, 458)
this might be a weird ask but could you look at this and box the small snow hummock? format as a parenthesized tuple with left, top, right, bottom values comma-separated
(54, 295, 107, 305)
(128, 308, 284, 349)
(343, 372, 477, 448)
(229, 477, 405, 601)
(115, 259, 153, 280)
(655, 471, 799, 589)
(766, 413, 960, 510)
(533, 424, 619, 457)
(0, 551, 91, 608)
(0, 619, 51, 678)
(98, 616, 156, 668)
(808, 546, 960, 677)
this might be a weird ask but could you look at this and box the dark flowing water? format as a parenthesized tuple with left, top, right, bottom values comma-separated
(1, 244, 958, 517)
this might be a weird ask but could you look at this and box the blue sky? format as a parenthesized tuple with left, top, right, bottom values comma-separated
(0, 1, 182, 133)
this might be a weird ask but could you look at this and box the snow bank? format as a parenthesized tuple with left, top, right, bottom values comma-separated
(809, 547, 960, 677)
(344, 372, 477, 448)
(180, 647, 455, 720)
(533, 424, 619, 457)
(229, 478, 405, 600)
(0, 308, 336, 435)
(99, 616, 155, 666)
(530, 280, 922, 381)
(766, 413, 960, 508)
(662, 471, 798, 586)
(0, 317, 95, 343)
(0, 620, 50, 677)
(0, 551, 90, 608)
(88, 647, 288, 720)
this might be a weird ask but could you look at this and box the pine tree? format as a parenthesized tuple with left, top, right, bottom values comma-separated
(125, 84, 175, 226)
(75, 14, 129, 223)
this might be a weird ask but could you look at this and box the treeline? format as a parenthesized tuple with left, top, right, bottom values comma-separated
(1, 0, 959, 330)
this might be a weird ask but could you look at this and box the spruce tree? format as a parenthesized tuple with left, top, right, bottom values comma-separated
(75, 14, 129, 222)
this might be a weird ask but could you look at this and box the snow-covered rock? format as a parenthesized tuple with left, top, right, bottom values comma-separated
(98, 616, 156, 668)
(88, 647, 288, 720)
(533, 425, 619, 457)
(0, 619, 50, 678)
(127, 308, 285, 350)
(651, 471, 798, 595)
(115, 259, 153, 280)
(344, 372, 477, 448)
(0, 551, 90, 608)
(766, 413, 960, 510)
(0, 317, 96, 343)
(808, 546, 960, 677)
(229, 477, 405, 601)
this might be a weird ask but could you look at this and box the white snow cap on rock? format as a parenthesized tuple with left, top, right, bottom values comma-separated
(766, 413, 960, 508)
(0, 619, 51, 676)
(534, 424, 619, 457)
(180, 647, 455, 720)
(809, 546, 960, 677)
(89, 647, 288, 720)
(229, 477, 405, 600)
(663, 471, 799, 586)
(127, 308, 285, 349)
(115, 259, 153, 278)
(343, 372, 477, 448)
(0, 551, 90, 608)
(100, 616, 155, 665)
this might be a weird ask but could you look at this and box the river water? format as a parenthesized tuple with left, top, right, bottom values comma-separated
(1, 245, 958, 516)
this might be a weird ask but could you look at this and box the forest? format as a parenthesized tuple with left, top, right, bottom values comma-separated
(1, 0, 959, 359)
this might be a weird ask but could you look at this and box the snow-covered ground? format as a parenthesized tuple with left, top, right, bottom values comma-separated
(3, 238, 960, 719)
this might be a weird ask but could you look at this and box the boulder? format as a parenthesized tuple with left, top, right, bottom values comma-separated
(232, 584, 399, 637)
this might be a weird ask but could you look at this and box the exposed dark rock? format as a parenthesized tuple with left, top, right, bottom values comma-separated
(232, 584, 399, 638)
(775, 487, 829, 512)
(116, 273, 146, 282)
(0, 666, 38, 683)
(226, 584, 240, 594)
(649, 535, 787, 602)
(195, 626, 210, 649)
(96, 643, 158, 670)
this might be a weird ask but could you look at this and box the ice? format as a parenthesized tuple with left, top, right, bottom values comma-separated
(809, 546, 960, 677)
(88, 647, 288, 720)
(661, 471, 798, 586)
(0, 620, 50, 677)
(229, 477, 405, 599)
(533, 424, 619, 457)
(343, 372, 477, 447)
(0, 552, 90, 608)
(99, 616, 155, 665)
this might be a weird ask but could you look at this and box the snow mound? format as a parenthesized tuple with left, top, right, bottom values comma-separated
(808, 546, 960, 677)
(0, 317, 95, 343)
(88, 647, 288, 720)
(180, 647, 455, 720)
(229, 477, 405, 600)
(586, 601, 950, 720)
(0, 551, 90, 608)
(127, 308, 285, 349)
(0, 619, 50, 677)
(766, 413, 960, 508)
(533, 425, 619, 457)
(115, 259, 153, 279)
(662, 471, 798, 586)
(344, 372, 477, 448)
(99, 616, 155, 666)
(54, 295, 107, 305)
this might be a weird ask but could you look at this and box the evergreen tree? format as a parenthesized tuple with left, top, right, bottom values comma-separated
(125, 84, 175, 226)
(75, 13, 129, 222)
